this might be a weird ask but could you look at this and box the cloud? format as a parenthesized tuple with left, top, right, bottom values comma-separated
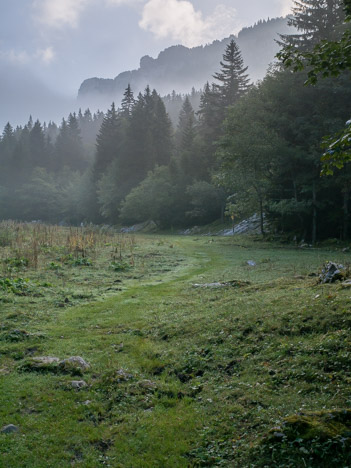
(33, 0, 90, 29)
(0, 49, 31, 65)
(139, 0, 239, 47)
(105, 0, 144, 5)
(36, 46, 55, 64)
(279, 0, 293, 16)
(0, 47, 55, 66)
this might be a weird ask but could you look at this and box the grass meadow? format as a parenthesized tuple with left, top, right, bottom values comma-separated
(1, 221, 351, 467)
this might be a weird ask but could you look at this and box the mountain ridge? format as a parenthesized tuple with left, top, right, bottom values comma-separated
(78, 17, 292, 109)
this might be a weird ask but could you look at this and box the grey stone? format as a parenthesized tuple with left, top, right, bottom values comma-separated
(193, 282, 229, 289)
(1, 424, 19, 434)
(32, 356, 60, 365)
(319, 262, 346, 284)
(193, 280, 251, 289)
(59, 356, 90, 371)
(70, 380, 88, 389)
(121, 220, 158, 233)
(247, 260, 256, 267)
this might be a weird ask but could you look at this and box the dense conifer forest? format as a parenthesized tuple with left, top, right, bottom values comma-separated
(0, 0, 350, 242)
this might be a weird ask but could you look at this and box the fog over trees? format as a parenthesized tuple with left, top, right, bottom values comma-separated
(0, 0, 350, 241)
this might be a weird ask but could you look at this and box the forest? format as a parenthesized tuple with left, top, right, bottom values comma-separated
(0, 0, 350, 242)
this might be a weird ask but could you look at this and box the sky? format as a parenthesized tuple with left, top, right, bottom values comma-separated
(0, 0, 294, 127)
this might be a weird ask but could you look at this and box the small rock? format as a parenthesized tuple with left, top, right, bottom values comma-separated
(247, 260, 256, 267)
(138, 380, 157, 390)
(60, 356, 90, 371)
(193, 282, 228, 289)
(32, 356, 60, 365)
(341, 280, 351, 288)
(70, 380, 88, 389)
(82, 400, 92, 406)
(116, 369, 133, 381)
(1, 424, 19, 434)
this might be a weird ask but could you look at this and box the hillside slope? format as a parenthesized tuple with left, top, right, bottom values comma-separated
(78, 17, 292, 109)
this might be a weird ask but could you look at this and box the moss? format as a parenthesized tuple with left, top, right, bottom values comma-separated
(280, 410, 351, 441)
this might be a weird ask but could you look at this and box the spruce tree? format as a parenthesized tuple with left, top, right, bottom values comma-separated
(120, 84, 135, 118)
(93, 103, 122, 182)
(213, 39, 250, 108)
(177, 96, 196, 151)
(280, 0, 345, 49)
(29, 120, 48, 169)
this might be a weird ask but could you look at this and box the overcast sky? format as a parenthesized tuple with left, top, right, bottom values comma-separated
(0, 0, 294, 127)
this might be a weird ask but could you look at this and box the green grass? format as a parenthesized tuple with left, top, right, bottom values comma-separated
(1, 226, 351, 466)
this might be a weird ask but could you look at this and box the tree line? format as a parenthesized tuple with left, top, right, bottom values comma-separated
(0, 0, 350, 241)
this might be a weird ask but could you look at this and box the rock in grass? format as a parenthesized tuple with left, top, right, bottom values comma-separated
(19, 356, 90, 375)
(19, 356, 61, 373)
(70, 380, 88, 389)
(33, 356, 60, 365)
(193, 282, 229, 289)
(1, 424, 19, 434)
(59, 356, 90, 373)
(193, 280, 251, 289)
(319, 262, 346, 283)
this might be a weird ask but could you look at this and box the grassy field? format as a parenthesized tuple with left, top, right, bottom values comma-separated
(1, 222, 351, 467)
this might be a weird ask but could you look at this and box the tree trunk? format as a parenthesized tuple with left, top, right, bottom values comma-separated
(220, 202, 225, 223)
(343, 189, 349, 240)
(312, 181, 317, 244)
(259, 197, 265, 236)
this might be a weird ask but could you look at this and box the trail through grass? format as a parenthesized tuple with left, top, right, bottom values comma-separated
(1, 228, 351, 466)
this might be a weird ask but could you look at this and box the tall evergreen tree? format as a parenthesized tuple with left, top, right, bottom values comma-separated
(213, 39, 251, 108)
(29, 120, 48, 169)
(120, 84, 135, 118)
(93, 103, 122, 182)
(177, 96, 196, 151)
(280, 0, 345, 49)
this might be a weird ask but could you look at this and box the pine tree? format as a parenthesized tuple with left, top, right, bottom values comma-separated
(177, 96, 196, 151)
(213, 39, 251, 108)
(150, 89, 172, 167)
(280, 0, 345, 49)
(67, 113, 85, 171)
(120, 84, 135, 118)
(0, 123, 16, 185)
(29, 120, 48, 169)
(93, 103, 122, 182)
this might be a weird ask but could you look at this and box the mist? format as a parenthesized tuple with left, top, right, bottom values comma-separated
(0, 63, 75, 129)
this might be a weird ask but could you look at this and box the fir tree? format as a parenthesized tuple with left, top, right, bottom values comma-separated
(177, 96, 196, 151)
(93, 103, 121, 182)
(280, 0, 346, 50)
(120, 84, 135, 118)
(29, 120, 47, 169)
(213, 39, 251, 108)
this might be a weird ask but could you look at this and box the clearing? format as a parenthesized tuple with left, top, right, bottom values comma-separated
(1, 223, 351, 467)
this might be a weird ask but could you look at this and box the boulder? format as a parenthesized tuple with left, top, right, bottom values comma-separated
(319, 262, 346, 283)
(59, 356, 90, 374)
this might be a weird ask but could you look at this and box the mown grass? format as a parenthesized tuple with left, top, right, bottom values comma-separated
(1, 223, 351, 467)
